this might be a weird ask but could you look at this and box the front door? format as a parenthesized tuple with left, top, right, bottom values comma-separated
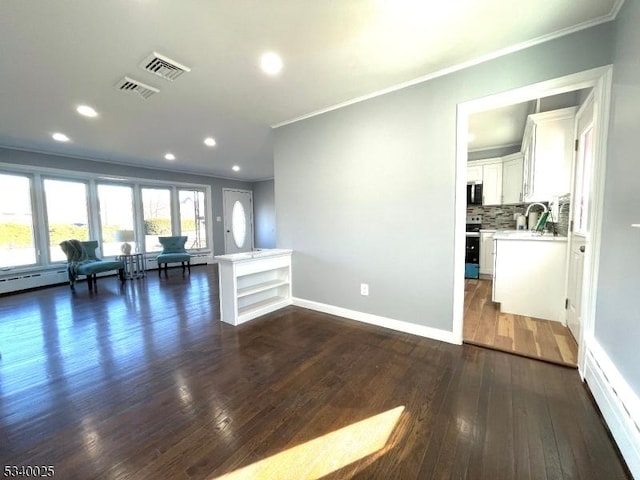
(223, 189, 254, 254)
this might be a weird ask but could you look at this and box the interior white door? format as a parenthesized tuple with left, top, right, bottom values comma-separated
(565, 94, 594, 342)
(567, 237, 585, 339)
(223, 189, 254, 254)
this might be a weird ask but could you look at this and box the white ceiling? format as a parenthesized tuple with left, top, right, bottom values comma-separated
(0, 0, 621, 180)
(468, 102, 535, 152)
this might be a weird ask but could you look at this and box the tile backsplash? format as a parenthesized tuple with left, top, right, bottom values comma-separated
(467, 200, 569, 234)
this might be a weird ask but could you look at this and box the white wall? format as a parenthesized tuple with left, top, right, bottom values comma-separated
(275, 23, 614, 333)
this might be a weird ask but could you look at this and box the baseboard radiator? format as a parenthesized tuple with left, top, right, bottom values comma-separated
(585, 339, 640, 478)
(0, 269, 69, 294)
(1, 254, 215, 294)
(146, 253, 212, 268)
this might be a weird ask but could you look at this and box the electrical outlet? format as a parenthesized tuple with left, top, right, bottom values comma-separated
(360, 283, 369, 296)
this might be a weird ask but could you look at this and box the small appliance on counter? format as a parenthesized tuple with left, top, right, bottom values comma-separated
(528, 211, 539, 230)
(516, 214, 527, 230)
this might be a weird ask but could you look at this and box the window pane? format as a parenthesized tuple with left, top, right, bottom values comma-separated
(44, 179, 90, 262)
(232, 200, 246, 248)
(142, 188, 172, 252)
(574, 126, 593, 235)
(179, 190, 208, 249)
(98, 184, 135, 257)
(0, 174, 37, 268)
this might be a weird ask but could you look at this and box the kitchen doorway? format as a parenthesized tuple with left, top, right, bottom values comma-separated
(453, 66, 613, 375)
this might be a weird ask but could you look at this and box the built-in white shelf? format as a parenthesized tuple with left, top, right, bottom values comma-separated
(237, 279, 289, 298)
(215, 249, 292, 326)
(238, 296, 289, 322)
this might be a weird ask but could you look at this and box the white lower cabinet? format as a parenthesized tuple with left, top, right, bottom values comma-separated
(479, 231, 495, 276)
(216, 249, 292, 325)
(493, 237, 567, 322)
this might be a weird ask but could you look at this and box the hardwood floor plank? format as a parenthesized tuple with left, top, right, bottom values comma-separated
(463, 279, 578, 367)
(0, 268, 629, 479)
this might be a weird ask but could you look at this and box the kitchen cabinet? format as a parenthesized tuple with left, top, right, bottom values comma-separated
(467, 158, 502, 205)
(492, 233, 567, 322)
(467, 165, 483, 184)
(481, 162, 502, 205)
(215, 249, 292, 326)
(501, 153, 524, 204)
(479, 230, 495, 276)
(522, 107, 576, 202)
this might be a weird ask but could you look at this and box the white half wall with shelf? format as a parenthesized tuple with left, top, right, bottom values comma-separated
(215, 249, 292, 326)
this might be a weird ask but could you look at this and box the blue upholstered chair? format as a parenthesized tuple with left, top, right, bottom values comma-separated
(60, 240, 125, 291)
(156, 236, 191, 277)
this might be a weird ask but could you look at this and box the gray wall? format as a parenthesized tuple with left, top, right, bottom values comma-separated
(275, 23, 614, 331)
(595, 0, 640, 395)
(0, 147, 253, 256)
(253, 179, 276, 249)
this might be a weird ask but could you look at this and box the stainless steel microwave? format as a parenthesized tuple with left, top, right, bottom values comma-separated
(467, 183, 483, 205)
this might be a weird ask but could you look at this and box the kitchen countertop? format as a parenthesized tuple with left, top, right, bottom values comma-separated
(493, 230, 568, 242)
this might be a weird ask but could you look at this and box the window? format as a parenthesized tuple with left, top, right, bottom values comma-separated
(574, 126, 593, 235)
(0, 173, 37, 268)
(98, 184, 135, 257)
(44, 178, 90, 262)
(0, 165, 212, 275)
(179, 189, 208, 249)
(232, 200, 247, 248)
(142, 188, 172, 252)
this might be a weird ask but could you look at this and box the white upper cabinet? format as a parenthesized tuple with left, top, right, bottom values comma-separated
(502, 153, 524, 204)
(481, 161, 503, 206)
(522, 107, 576, 202)
(467, 164, 483, 184)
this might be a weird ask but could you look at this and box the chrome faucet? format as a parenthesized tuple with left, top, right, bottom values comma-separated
(525, 202, 548, 216)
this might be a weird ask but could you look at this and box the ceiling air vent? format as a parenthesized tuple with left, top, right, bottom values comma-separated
(114, 76, 160, 99)
(140, 52, 191, 81)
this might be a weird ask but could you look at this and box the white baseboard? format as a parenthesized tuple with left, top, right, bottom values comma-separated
(585, 339, 640, 478)
(292, 297, 459, 345)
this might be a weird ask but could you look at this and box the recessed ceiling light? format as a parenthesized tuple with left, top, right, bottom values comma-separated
(77, 105, 98, 118)
(260, 52, 283, 75)
(204, 137, 216, 147)
(52, 132, 70, 142)
(164, 153, 176, 161)
(232, 165, 240, 172)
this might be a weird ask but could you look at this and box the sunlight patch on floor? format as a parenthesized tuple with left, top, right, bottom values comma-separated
(212, 406, 405, 480)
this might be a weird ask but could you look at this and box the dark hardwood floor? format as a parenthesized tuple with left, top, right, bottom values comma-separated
(0, 266, 630, 479)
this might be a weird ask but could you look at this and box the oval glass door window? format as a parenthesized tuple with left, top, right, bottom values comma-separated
(232, 200, 246, 248)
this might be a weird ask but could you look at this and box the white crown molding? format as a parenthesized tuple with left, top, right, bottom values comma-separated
(273, 12, 619, 129)
(468, 142, 522, 154)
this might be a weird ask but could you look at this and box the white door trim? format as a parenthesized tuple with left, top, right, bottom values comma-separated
(453, 65, 613, 377)
(222, 188, 254, 254)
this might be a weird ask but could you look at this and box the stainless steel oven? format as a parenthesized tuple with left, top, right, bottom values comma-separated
(465, 215, 482, 279)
